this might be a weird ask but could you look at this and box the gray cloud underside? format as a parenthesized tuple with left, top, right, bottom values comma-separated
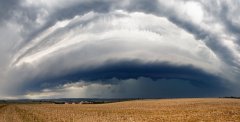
(6, 60, 237, 98)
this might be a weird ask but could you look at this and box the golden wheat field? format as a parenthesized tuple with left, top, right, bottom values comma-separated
(0, 98, 240, 122)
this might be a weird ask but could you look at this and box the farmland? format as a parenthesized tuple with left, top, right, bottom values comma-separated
(0, 98, 240, 122)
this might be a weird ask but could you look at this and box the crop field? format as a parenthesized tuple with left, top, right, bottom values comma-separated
(0, 98, 240, 122)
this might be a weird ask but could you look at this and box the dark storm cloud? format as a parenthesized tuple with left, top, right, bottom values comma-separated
(109, 78, 229, 98)
(47, 0, 240, 73)
(1, 0, 240, 98)
(142, 2, 240, 73)
(195, 0, 240, 74)
(0, 0, 40, 29)
(124, 0, 160, 13)
(18, 60, 230, 96)
(34, 77, 230, 98)
(53, 1, 112, 20)
(13, 1, 116, 55)
(167, 16, 240, 70)
(0, 0, 20, 23)
(200, 1, 240, 43)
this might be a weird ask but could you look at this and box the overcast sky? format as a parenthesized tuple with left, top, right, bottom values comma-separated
(0, 0, 240, 99)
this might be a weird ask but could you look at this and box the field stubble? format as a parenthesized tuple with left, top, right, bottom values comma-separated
(0, 98, 240, 122)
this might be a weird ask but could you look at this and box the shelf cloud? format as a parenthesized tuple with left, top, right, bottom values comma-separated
(0, 0, 240, 99)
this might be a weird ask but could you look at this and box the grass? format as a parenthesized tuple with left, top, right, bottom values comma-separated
(0, 98, 240, 122)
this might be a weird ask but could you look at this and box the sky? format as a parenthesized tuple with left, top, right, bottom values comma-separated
(0, 0, 240, 99)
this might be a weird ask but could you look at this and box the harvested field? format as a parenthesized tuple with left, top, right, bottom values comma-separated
(0, 98, 240, 122)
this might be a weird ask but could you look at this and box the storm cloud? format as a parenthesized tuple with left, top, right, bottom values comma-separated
(0, 0, 240, 99)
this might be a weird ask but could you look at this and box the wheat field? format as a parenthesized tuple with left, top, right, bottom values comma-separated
(0, 98, 240, 122)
